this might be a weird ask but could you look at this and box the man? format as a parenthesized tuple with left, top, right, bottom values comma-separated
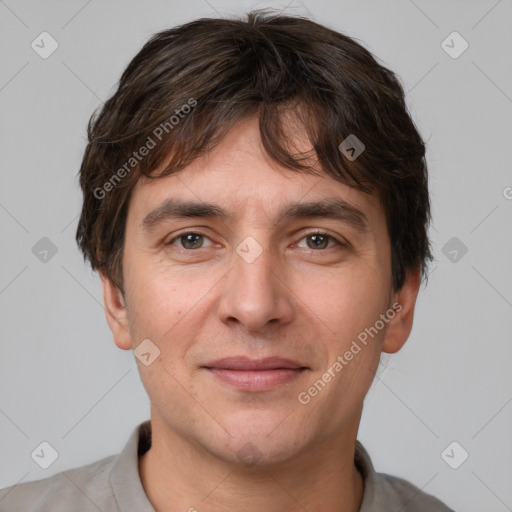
(0, 10, 454, 511)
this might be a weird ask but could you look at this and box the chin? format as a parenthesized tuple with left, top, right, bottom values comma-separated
(212, 435, 306, 469)
(198, 410, 312, 468)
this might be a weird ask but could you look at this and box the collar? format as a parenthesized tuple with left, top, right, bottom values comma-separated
(109, 421, 382, 511)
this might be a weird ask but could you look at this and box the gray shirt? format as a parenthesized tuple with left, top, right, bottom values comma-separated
(0, 420, 454, 511)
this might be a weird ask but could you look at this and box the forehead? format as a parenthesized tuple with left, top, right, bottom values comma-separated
(128, 117, 385, 230)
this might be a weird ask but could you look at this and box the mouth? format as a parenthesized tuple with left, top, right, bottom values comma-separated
(201, 357, 309, 392)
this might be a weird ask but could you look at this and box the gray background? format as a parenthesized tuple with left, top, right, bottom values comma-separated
(1, 0, 511, 510)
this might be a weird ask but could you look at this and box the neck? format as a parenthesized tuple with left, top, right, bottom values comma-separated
(139, 413, 364, 512)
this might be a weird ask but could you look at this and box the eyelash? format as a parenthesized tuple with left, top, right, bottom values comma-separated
(165, 230, 347, 252)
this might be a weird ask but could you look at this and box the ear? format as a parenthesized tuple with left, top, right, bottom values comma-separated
(381, 266, 421, 354)
(100, 271, 133, 350)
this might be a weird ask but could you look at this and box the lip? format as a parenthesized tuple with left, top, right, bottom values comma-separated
(202, 357, 308, 392)
(203, 357, 306, 371)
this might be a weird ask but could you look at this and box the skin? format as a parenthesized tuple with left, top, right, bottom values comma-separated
(101, 116, 421, 512)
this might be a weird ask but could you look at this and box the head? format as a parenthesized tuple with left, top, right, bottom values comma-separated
(76, 11, 432, 466)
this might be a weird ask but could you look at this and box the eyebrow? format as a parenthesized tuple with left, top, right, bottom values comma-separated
(140, 197, 369, 233)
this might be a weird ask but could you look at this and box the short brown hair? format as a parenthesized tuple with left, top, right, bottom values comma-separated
(76, 10, 432, 294)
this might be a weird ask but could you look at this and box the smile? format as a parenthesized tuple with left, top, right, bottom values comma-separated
(202, 357, 309, 392)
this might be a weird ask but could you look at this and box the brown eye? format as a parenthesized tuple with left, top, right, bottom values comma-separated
(306, 234, 330, 249)
(180, 233, 204, 249)
(297, 233, 341, 250)
(167, 232, 212, 250)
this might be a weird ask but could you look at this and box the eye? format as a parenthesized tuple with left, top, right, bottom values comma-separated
(296, 232, 344, 250)
(165, 231, 346, 252)
(166, 232, 213, 250)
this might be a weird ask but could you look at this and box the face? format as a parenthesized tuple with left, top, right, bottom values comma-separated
(102, 116, 420, 467)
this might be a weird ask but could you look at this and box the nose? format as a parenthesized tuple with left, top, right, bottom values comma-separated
(217, 238, 295, 333)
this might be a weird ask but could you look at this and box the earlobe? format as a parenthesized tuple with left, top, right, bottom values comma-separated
(99, 271, 133, 350)
(381, 266, 421, 354)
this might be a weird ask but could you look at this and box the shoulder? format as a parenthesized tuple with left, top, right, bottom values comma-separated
(355, 441, 455, 511)
(371, 471, 455, 511)
(0, 454, 118, 512)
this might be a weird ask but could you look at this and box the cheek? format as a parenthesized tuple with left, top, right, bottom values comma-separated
(124, 253, 195, 336)
(294, 263, 390, 345)
(123, 258, 222, 378)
